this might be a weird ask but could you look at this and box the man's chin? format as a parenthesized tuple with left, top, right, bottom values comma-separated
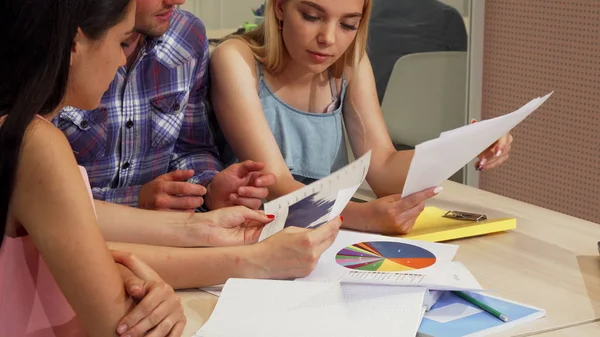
(136, 23, 169, 38)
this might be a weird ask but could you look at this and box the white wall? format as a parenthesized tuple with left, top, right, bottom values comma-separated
(181, 0, 263, 30)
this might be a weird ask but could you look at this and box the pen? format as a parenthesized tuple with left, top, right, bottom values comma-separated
(453, 291, 510, 322)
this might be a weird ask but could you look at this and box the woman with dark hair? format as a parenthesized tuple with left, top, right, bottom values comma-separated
(0, 1, 186, 336)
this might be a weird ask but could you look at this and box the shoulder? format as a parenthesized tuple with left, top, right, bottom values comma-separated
(343, 53, 372, 84)
(210, 39, 258, 78)
(212, 39, 256, 65)
(157, 9, 208, 63)
(22, 117, 76, 166)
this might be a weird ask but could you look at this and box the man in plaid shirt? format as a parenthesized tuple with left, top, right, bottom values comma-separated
(55, 0, 273, 211)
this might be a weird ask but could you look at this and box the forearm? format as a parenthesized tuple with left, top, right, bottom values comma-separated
(267, 173, 305, 200)
(367, 150, 414, 197)
(107, 242, 265, 289)
(95, 200, 210, 247)
(92, 185, 142, 207)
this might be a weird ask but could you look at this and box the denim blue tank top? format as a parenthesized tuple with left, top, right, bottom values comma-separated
(220, 62, 349, 184)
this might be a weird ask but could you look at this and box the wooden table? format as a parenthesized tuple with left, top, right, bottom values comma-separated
(181, 181, 600, 336)
(530, 320, 600, 336)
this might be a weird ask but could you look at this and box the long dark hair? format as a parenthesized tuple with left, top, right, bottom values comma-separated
(0, 0, 131, 247)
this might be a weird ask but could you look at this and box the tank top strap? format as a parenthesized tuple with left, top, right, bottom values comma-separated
(255, 60, 264, 79)
(327, 69, 338, 101)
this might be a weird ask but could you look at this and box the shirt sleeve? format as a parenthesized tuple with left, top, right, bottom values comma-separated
(168, 30, 223, 187)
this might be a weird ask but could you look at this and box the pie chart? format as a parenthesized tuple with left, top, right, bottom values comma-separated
(335, 241, 437, 272)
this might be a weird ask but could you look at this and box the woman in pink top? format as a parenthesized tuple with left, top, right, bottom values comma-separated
(0, 0, 186, 336)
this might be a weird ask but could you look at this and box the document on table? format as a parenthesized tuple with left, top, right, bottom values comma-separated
(194, 278, 427, 337)
(200, 261, 482, 298)
(402, 92, 553, 197)
(297, 230, 463, 288)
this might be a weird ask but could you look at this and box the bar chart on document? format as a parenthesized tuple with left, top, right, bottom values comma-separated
(259, 151, 372, 241)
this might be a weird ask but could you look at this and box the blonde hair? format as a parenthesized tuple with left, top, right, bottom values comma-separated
(230, 0, 372, 78)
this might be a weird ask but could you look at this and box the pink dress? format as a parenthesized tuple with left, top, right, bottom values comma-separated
(0, 161, 94, 336)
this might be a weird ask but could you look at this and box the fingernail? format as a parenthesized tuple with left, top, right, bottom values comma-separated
(266, 214, 275, 219)
(470, 119, 477, 124)
(434, 187, 443, 194)
(479, 158, 487, 166)
(117, 325, 127, 334)
(495, 150, 502, 157)
(340, 215, 344, 222)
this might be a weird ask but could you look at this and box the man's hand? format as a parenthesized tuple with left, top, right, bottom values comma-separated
(204, 160, 276, 210)
(138, 170, 206, 212)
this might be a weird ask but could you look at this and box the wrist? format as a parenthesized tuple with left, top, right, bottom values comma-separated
(239, 243, 270, 279)
(339, 201, 370, 232)
(174, 212, 213, 247)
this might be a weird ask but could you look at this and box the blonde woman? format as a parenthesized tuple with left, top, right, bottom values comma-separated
(211, 0, 513, 235)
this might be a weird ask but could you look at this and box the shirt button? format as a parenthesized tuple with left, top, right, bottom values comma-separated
(172, 102, 181, 111)
(125, 120, 134, 129)
(80, 120, 89, 128)
(122, 162, 130, 170)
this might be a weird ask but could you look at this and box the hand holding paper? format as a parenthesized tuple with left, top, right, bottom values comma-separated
(403, 92, 553, 197)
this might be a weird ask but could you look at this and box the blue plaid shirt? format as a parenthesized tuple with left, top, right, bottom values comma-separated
(54, 9, 222, 207)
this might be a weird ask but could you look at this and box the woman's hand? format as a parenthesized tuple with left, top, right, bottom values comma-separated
(247, 217, 343, 279)
(112, 251, 186, 337)
(471, 119, 513, 171)
(200, 206, 274, 246)
(348, 187, 440, 235)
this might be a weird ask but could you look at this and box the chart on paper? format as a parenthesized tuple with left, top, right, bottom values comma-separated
(336, 241, 437, 272)
(259, 151, 372, 241)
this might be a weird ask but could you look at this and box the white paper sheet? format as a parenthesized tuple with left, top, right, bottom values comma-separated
(402, 92, 553, 197)
(433, 261, 483, 291)
(194, 278, 427, 337)
(260, 151, 371, 241)
(297, 230, 459, 288)
(200, 261, 481, 299)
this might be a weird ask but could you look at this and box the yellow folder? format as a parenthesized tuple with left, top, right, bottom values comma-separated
(398, 206, 516, 242)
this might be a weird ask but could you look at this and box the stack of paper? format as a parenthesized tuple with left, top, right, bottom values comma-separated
(195, 279, 428, 337)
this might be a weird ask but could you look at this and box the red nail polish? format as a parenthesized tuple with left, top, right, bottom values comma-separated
(340, 215, 344, 222)
(267, 214, 275, 219)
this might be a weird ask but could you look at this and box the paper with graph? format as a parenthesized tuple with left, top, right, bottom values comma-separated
(402, 92, 553, 197)
(259, 151, 371, 241)
(194, 278, 427, 337)
(298, 230, 470, 289)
